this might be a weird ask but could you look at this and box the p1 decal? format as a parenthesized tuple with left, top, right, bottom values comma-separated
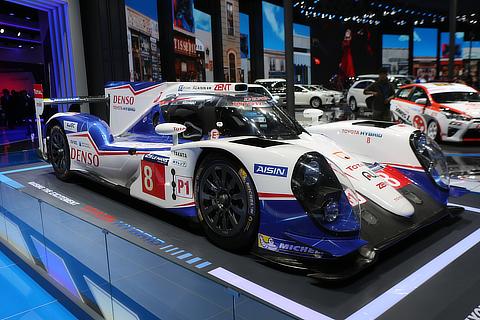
(141, 160, 166, 200)
(254, 164, 288, 177)
(175, 176, 193, 199)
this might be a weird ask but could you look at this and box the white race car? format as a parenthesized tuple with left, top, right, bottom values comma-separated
(35, 81, 457, 279)
(390, 83, 480, 142)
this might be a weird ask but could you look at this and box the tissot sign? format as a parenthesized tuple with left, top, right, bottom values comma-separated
(174, 35, 196, 57)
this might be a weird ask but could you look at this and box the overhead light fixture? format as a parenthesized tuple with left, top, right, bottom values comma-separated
(9, 13, 14, 16)
(30, 46, 34, 49)
(25, 16, 31, 20)
(17, 31, 21, 36)
(18, 45, 22, 48)
(0, 29, 4, 34)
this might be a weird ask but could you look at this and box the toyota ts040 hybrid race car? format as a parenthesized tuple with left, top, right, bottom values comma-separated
(34, 82, 459, 280)
(390, 82, 480, 142)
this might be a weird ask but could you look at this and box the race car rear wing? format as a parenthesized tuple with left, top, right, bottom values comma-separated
(34, 82, 247, 158)
(105, 82, 247, 136)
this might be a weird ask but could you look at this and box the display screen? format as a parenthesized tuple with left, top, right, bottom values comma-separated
(440, 32, 464, 59)
(382, 34, 409, 75)
(413, 28, 438, 58)
(125, 0, 161, 81)
(262, 1, 285, 79)
(240, 12, 250, 83)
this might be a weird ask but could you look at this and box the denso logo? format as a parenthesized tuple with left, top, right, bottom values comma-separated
(71, 148, 99, 167)
(254, 164, 288, 177)
(113, 95, 135, 105)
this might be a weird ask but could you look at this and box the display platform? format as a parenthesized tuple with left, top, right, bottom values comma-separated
(0, 162, 479, 320)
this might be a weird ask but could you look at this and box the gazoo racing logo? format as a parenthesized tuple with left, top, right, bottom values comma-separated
(113, 95, 135, 105)
(253, 164, 288, 177)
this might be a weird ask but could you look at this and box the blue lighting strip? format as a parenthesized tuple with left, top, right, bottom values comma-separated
(446, 153, 480, 157)
(0, 164, 51, 189)
(345, 228, 480, 320)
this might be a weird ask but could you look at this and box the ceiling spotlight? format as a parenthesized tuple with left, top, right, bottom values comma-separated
(17, 32, 21, 37)
(18, 45, 22, 48)
(25, 16, 31, 20)
(0, 29, 4, 34)
(30, 46, 34, 49)
(9, 13, 14, 16)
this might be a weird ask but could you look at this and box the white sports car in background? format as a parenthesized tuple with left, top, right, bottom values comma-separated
(293, 84, 336, 108)
(34, 81, 457, 280)
(390, 82, 480, 142)
(303, 85, 344, 105)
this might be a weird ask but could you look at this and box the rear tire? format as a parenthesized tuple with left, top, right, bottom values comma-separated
(48, 125, 72, 181)
(349, 97, 357, 111)
(195, 153, 258, 252)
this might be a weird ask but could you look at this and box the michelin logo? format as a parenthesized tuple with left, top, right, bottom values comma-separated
(254, 164, 288, 177)
(64, 120, 78, 132)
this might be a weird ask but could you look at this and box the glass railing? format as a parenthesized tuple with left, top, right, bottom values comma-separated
(0, 181, 293, 320)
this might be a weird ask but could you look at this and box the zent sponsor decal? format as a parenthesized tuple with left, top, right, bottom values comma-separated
(141, 160, 166, 200)
(254, 164, 288, 177)
(64, 120, 78, 132)
(175, 176, 193, 199)
(214, 83, 232, 91)
(70, 148, 99, 167)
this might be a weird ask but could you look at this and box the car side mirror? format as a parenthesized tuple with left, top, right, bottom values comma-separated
(303, 108, 324, 126)
(415, 98, 428, 105)
(155, 123, 186, 145)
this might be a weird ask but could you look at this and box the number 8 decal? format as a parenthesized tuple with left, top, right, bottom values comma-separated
(141, 160, 166, 199)
(377, 172, 400, 187)
(143, 165, 154, 191)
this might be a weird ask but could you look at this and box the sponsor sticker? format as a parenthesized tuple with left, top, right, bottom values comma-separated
(64, 120, 78, 132)
(175, 176, 193, 198)
(143, 154, 169, 165)
(171, 159, 187, 167)
(210, 129, 220, 140)
(257, 233, 325, 258)
(253, 164, 288, 177)
(70, 148, 99, 167)
(28, 182, 80, 205)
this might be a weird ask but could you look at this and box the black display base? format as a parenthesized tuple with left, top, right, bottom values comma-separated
(2, 162, 480, 320)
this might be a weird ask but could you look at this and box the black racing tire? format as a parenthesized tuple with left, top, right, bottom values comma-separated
(310, 97, 322, 109)
(48, 125, 72, 181)
(426, 120, 440, 141)
(195, 153, 259, 252)
(349, 97, 357, 112)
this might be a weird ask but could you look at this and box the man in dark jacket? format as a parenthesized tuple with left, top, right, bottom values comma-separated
(363, 68, 396, 121)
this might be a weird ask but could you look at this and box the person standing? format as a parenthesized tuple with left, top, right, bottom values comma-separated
(363, 68, 396, 121)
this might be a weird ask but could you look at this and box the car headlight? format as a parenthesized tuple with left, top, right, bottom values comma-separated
(411, 132, 449, 190)
(443, 110, 471, 121)
(291, 152, 360, 233)
(303, 160, 320, 186)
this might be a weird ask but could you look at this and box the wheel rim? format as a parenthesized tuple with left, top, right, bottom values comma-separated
(50, 129, 68, 173)
(312, 98, 320, 108)
(199, 164, 248, 236)
(427, 122, 438, 139)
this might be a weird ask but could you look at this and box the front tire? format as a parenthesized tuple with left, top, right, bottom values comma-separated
(427, 120, 440, 141)
(195, 154, 258, 252)
(48, 125, 72, 181)
(310, 97, 322, 109)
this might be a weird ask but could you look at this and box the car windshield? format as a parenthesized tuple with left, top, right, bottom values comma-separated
(432, 91, 480, 103)
(216, 99, 304, 139)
